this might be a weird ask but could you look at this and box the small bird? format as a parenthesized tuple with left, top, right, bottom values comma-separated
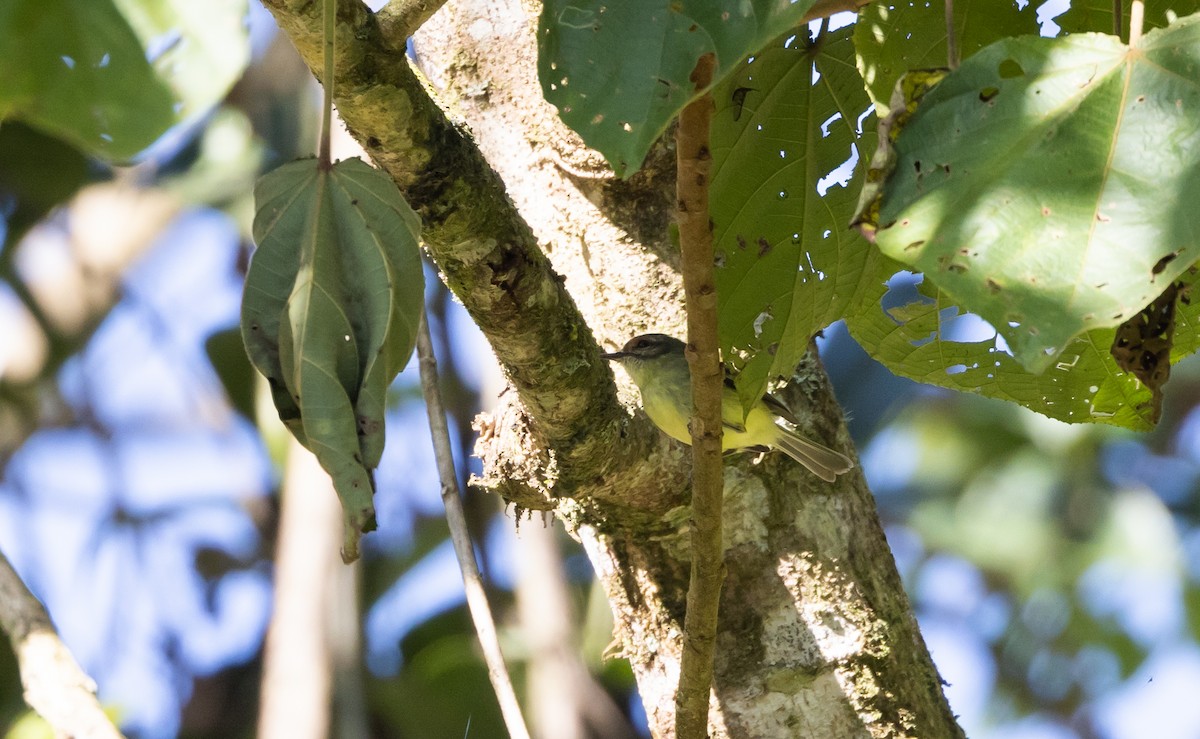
(601, 333, 853, 481)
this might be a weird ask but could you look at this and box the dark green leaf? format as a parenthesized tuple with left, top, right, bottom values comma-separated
(205, 327, 257, 422)
(242, 158, 424, 561)
(539, 0, 818, 176)
(711, 25, 876, 411)
(0, 123, 93, 249)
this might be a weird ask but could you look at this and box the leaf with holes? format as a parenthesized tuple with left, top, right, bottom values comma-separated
(242, 158, 423, 561)
(0, 0, 175, 160)
(1054, 0, 1200, 36)
(854, 0, 1039, 116)
(538, 0, 818, 177)
(711, 25, 877, 412)
(873, 17, 1200, 372)
(843, 250, 1200, 431)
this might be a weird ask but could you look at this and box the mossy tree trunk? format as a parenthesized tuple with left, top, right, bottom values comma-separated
(262, 0, 963, 735)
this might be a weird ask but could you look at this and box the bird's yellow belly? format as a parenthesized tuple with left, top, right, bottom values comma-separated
(642, 390, 779, 451)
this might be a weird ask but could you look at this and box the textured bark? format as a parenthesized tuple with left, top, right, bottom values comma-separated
(264, 0, 964, 736)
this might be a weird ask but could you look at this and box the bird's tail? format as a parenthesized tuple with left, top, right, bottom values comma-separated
(773, 427, 854, 482)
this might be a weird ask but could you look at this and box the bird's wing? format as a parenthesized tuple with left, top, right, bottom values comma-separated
(761, 392, 798, 424)
(720, 374, 748, 432)
(723, 369, 799, 425)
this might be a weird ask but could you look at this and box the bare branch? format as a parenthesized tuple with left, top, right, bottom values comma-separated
(0, 548, 123, 739)
(674, 51, 724, 739)
(376, 0, 448, 42)
(416, 310, 532, 739)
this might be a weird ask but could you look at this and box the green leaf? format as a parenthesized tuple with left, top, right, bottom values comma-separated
(843, 250, 1200, 430)
(0, 0, 175, 160)
(711, 25, 876, 411)
(111, 0, 250, 123)
(1054, 0, 1200, 36)
(0, 123, 92, 249)
(205, 327, 257, 422)
(242, 158, 424, 561)
(854, 0, 1039, 116)
(538, 0, 818, 177)
(872, 18, 1200, 372)
(327, 159, 424, 469)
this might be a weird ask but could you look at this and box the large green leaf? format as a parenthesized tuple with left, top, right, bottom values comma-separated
(538, 0, 818, 177)
(1055, 0, 1200, 36)
(0, 0, 175, 159)
(854, 0, 1039, 116)
(711, 25, 876, 412)
(871, 17, 1200, 372)
(242, 158, 424, 561)
(843, 249, 1200, 430)
(112, 0, 250, 123)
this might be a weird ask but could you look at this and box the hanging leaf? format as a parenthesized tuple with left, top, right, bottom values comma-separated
(711, 25, 876, 413)
(870, 16, 1200, 372)
(538, 0, 818, 177)
(242, 158, 424, 562)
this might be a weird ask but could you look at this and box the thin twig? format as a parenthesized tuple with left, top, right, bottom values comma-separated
(674, 51, 724, 739)
(318, 0, 335, 168)
(0, 548, 123, 738)
(1129, 0, 1145, 46)
(945, 0, 959, 69)
(416, 309, 532, 739)
(1113, 0, 1123, 38)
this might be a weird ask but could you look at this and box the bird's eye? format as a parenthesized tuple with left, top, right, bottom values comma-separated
(635, 339, 650, 349)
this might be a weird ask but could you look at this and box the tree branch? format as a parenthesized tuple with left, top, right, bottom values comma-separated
(416, 310, 531, 739)
(376, 0, 447, 42)
(674, 52, 724, 739)
(0, 548, 123, 738)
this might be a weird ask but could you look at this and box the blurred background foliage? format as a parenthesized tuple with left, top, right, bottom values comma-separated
(1, 1, 1199, 738)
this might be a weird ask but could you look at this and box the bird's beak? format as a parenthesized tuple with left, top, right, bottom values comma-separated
(600, 350, 625, 361)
